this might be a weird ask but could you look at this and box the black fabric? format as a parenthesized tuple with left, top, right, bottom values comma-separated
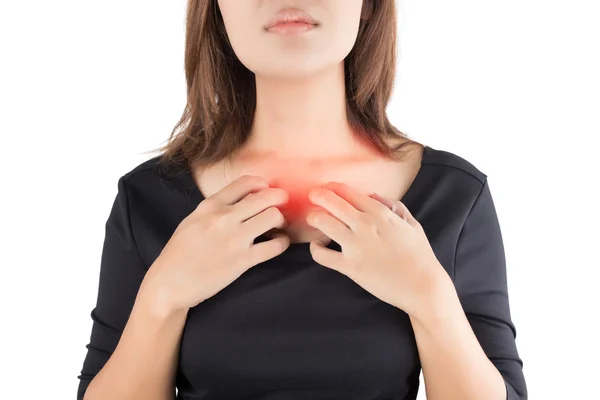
(77, 145, 527, 399)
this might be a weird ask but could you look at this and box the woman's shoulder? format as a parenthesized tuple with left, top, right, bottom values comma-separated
(117, 153, 195, 202)
(412, 143, 493, 208)
(422, 144, 488, 186)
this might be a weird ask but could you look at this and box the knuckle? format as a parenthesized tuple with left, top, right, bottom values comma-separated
(195, 197, 215, 213)
(244, 189, 267, 205)
(243, 192, 257, 205)
(384, 211, 397, 223)
(239, 174, 256, 183)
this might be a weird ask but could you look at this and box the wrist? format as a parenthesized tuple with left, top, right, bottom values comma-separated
(410, 268, 458, 325)
(137, 278, 189, 320)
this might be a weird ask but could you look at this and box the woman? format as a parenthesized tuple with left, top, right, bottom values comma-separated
(77, 1, 527, 399)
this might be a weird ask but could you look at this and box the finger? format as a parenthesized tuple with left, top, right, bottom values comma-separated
(323, 182, 385, 215)
(368, 192, 396, 210)
(369, 192, 407, 221)
(308, 186, 362, 231)
(240, 206, 287, 243)
(248, 233, 290, 267)
(392, 200, 420, 228)
(233, 187, 289, 222)
(306, 209, 353, 247)
(309, 238, 347, 273)
(211, 175, 270, 206)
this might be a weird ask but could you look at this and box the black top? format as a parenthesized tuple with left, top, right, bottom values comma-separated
(77, 145, 527, 400)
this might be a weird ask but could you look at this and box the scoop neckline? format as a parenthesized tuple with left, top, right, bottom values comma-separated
(180, 144, 431, 261)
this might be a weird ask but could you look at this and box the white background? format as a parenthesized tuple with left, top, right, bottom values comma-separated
(1, 0, 598, 398)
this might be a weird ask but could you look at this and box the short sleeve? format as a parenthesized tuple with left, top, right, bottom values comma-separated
(453, 179, 528, 400)
(76, 176, 148, 400)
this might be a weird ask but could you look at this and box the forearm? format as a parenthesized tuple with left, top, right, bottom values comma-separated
(408, 271, 507, 400)
(84, 286, 189, 400)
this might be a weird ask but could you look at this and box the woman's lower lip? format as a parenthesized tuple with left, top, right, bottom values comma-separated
(266, 22, 317, 35)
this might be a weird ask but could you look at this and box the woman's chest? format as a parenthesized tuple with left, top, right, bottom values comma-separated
(194, 153, 420, 243)
(176, 259, 421, 399)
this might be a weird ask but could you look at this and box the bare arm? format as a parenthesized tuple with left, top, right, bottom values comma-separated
(409, 278, 509, 400)
(411, 179, 527, 400)
(77, 174, 290, 399)
(77, 176, 187, 400)
(83, 285, 188, 400)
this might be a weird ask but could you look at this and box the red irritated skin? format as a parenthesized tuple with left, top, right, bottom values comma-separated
(247, 158, 342, 242)
(269, 178, 318, 226)
(260, 175, 388, 244)
(264, 176, 332, 244)
(238, 142, 396, 242)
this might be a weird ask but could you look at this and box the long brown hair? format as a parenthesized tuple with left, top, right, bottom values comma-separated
(150, 0, 420, 172)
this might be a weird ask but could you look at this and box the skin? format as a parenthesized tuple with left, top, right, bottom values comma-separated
(215, 0, 397, 245)
(217, 0, 365, 158)
(218, 1, 509, 399)
(307, 183, 509, 400)
(85, 2, 508, 399)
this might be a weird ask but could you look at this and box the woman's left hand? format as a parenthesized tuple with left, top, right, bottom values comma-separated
(306, 181, 450, 317)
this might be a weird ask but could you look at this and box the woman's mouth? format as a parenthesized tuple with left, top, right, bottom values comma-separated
(264, 8, 319, 35)
(266, 21, 317, 35)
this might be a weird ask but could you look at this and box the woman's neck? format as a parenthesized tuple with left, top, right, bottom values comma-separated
(246, 62, 363, 159)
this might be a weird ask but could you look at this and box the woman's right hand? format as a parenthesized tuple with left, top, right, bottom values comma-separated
(139, 175, 290, 314)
